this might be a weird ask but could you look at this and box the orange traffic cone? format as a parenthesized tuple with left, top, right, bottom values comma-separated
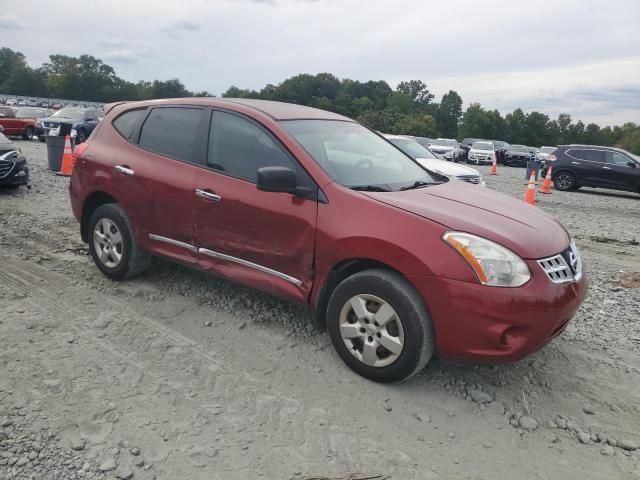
(539, 166, 553, 194)
(524, 170, 537, 205)
(490, 152, 498, 175)
(59, 135, 73, 176)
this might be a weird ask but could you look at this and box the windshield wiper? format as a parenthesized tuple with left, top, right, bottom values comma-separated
(400, 180, 435, 191)
(350, 185, 390, 192)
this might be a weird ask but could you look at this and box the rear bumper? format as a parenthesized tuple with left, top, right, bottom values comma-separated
(408, 264, 588, 364)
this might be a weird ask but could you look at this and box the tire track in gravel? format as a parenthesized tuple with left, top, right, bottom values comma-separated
(0, 253, 440, 479)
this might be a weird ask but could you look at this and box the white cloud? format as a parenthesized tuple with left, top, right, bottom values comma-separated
(0, 15, 31, 29)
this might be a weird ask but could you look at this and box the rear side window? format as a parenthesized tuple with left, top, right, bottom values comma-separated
(569, 149, 605, 162)
(138, 107, 202, 162)
(208, 110, 297, 182)
(113, 109, 147, 139)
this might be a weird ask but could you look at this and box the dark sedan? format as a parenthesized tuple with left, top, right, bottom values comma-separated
(504, 144, 531, 167)
(35, 107, 101, 144)
(0, 132, 29, 188)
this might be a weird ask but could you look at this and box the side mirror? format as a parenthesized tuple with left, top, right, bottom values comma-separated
(628, 161, 637, 168)
(257, 166, 298, 194)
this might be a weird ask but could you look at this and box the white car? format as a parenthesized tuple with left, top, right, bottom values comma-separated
(468, 141, 495, 165)
(428, 138, 460, 162)
(538, 146, 556, 161)
(384, 135, 486, 186)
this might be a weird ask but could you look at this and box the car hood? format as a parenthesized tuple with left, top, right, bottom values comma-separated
(416, 157, 479, 177)
(41, 117, 79, 124)
(363, 181, 570, 259)
(0, 134, 16, 150)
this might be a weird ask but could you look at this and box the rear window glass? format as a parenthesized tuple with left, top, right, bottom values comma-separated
(138, 108, 202, 162)
(113, 109, 147, 139)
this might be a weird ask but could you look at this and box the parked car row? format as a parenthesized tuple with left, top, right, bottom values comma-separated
(2, 97, 104, 110)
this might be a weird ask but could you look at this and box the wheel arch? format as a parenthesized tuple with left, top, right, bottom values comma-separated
(311, 258, 404, 330)
(80, 191, 118, 243)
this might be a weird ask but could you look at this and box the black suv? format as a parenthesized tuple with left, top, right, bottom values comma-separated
(0, 132, 29, 188)
(504, 144, 531, 167)
(543, 145, 640, 193)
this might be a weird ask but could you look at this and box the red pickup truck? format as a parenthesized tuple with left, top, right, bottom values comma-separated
(0, 106, 52, 139)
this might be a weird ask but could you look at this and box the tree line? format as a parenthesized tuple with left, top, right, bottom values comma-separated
(1, 47, 638, 153)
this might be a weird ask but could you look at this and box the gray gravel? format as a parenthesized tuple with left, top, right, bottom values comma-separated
(1, 140, 639, 480)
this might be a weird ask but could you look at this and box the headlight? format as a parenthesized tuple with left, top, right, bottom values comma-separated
(443, 232, 531, 287)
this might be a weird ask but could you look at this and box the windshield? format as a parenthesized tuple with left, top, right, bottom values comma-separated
(387, 137, 438, 160)
(540, 147, 556, 153)
(472, 142, 493, 151)
(493, 141, 507, 148)
(431, 139, 455, 147)
(510, 145, 529, 153)
(51, 108, 85, 122)
(281, 120, 437, 191)
(15, 108, 45, 118)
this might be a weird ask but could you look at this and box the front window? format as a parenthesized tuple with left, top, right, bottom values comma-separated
(387, 137, 438, 160)
(472, 142, 493, 151)
(510, 145, 529, 153)
(540, 147, 556, 154)
(282, 120, 437, 191)
(51, 108, 86, 122)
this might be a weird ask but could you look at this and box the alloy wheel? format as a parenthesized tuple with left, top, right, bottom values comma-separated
(556, 174, 573, 190)
(93, 218, 123, 268)
(338, 294, 404, 368)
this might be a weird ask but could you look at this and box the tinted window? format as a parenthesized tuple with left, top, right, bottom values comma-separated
(113, 109, 147, 139)
(569, 149, 605, 162)
(208, 110, 297, 182)
(0, 107, 14, 117)
(139, 107, 202, 162)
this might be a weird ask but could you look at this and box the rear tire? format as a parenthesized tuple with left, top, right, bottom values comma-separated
(327, 269, 435, 383)
(87, 204, 149, 280)
(554, 171, 576, 191)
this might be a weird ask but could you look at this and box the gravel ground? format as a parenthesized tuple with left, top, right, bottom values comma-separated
(0, 140, 639, 480)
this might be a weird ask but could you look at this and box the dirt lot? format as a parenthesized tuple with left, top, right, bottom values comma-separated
(1, 140, 639, 480)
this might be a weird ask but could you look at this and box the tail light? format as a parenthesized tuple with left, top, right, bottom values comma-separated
(547, 153, 557, 162)
(72, 143, 89, 167)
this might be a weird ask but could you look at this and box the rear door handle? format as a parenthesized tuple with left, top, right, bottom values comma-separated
(195, 189, 221, 202)
(602, 166, 612, 170)
(115, 165, 134, 176)
(571, 161, 580, 165)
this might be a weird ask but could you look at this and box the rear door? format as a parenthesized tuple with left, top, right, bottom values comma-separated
(565, 148, 607, 186)
(133, 106, 207, 265)
(603, 151, 640, 191)
(192, 109, 318, 303)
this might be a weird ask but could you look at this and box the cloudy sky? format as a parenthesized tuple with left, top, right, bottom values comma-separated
(2, 0, 639, 125)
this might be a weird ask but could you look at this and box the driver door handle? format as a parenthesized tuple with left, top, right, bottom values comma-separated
(195, 189, 221, 202)
(602, 166, 612, 170)
(115, 165, 134, 176)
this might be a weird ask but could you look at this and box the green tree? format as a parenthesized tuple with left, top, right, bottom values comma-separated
(392, 113, 438, 137)
(436, 90, 463, 138)
(385, 92, 413, 114)
(397, 80, 434, 108)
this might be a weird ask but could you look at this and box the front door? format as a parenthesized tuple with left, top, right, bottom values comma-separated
(192, 110, 318, 303)
(603, 151, 640, 191)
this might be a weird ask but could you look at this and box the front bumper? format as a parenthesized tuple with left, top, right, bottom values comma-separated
(0, 158, 29, 187)
(408, 262, 588, 364)
(505, 156, 528, 167)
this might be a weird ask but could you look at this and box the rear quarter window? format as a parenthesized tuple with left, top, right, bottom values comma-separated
(112, 108, 147, 139)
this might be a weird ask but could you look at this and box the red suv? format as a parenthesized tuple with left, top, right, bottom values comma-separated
(70, 98, 587, 383)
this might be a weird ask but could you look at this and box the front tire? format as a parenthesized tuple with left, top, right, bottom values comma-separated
(22, 127, 34, 140)
(87, 204, 149, 280)
(327, 269, 435, 383)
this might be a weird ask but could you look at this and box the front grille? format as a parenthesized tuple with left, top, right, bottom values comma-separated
(538, 241, 582, 284)
(457, 175, 480, 184)
(0, 160, 14, 179)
